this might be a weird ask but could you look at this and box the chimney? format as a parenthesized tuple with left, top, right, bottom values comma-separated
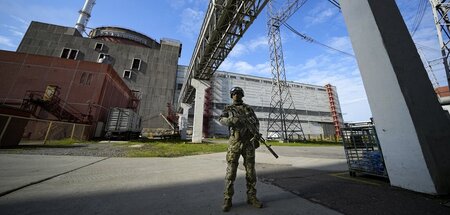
(75, 0, 96, 35)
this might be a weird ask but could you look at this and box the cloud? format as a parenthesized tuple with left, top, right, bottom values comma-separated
(248, 36, 268, 50)
(228, 43, 247, 58)
(0, 1, 77, 50)
(326, 36, 354, 55)
(220, 59, 271, 76)
(0, 2, 76, 26)
(0, 35, 16, 47)
(10, 15, 28, 26)
(178, 8, 204, 38)
(304, 3, 338, 27)
(285, 53, 372, 122)
(228, 36, 268, 58)
(229, 36, 268, 58)
(220, 52, 372, 122)
(2, 24, 25, 37)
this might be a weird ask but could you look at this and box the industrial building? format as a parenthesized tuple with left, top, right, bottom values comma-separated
(1, 19, 344, 141)
(0, 0, 343, 142)
(16, 21, 182, 130)
(175, 65, 344, 139)
(0, 50, 138, 145)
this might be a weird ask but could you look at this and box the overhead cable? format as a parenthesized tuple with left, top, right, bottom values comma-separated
(327, 0, 341, 10)
(283, 22, 354, 57)
(411, 0, 428, 36)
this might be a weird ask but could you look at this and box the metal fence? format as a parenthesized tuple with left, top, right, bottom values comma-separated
(1, 114, 91, 146)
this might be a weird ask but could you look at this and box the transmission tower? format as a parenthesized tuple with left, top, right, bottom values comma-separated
(429, 0, 450, 87)
(266, 0, 308, 142)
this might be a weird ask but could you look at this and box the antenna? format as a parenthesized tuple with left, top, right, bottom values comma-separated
(75, 0, 96, 35)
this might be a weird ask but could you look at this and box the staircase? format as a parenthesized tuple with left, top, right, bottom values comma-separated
(21, 89, 91, 124)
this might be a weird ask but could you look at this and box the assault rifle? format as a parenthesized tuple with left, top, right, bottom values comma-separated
(250, 131, 279, 159)
(243, 114, 279, 159)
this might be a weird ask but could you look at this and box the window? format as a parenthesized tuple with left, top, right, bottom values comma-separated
(131, 58, 141, 70)
(43, 85, 58, 101)
(60, 48, 70, 58)
(68, 49, 78, 60)
(60, 48, 79, 60)
(94, 42, 104, 51)
(80, 72, 93, 85)
(86, 74, 93, 85)
(177, 83, 183, 90)
(97, 53, 109, 63)
(245, 77, 260, 83)
(123, 70, 132, 79)
(80, 72, 87, 84)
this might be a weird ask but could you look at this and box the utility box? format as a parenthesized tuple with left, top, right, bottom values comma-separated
(105, 107, 141, 140)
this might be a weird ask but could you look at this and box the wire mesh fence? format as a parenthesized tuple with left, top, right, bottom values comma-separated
(0, 114, 92, 146)
(21, 119, 91, 144)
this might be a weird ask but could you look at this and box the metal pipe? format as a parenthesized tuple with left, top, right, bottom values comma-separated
(75, 0, 96, 35)
(439, 95, 450, 104)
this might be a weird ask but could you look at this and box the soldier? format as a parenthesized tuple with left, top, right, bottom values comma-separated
(219, 87, 263, 212)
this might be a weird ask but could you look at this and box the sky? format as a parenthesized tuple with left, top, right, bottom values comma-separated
(0, 0, 447, 122)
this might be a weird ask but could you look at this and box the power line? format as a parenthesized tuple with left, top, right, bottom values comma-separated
(327, 0, 340, 9)
(326, 0, 341, 9)
(283, 22, 355, 57)
(411, 0, 428, 36)
(415, 42, 441, 51)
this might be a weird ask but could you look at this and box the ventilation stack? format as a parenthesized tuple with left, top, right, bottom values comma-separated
(75, 0, 96, 35)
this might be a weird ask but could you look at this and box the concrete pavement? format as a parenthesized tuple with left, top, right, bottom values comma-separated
(0, 150, 345, 215)
(1, 146, 448, 214)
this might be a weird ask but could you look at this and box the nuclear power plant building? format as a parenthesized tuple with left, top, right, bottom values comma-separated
(16, 21, 182, 130)
(9, 20, 343, 139)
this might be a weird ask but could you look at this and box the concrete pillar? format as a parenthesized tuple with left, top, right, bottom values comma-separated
(178, 103, 191, 140)
(191, 79, 210, 143)
(340, 0, 450, 194)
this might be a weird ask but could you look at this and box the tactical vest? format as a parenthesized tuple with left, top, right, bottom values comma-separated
(224, 103, 259, 140)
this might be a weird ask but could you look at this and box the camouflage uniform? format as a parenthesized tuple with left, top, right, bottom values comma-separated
(219, 99, 261, 210)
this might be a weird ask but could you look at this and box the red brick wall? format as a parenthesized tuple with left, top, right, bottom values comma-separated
(435, 86, 450, 98)
(0, 50, 135, 125)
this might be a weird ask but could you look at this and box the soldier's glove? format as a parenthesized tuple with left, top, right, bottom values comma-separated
(229, 117, 242, 127)
(251, 135, 260, 149)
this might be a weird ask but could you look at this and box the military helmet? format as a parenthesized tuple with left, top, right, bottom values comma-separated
(230, 87, 244, 98)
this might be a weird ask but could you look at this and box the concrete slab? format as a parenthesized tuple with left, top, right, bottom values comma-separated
(0, 153, 343, 215)
(0, 154, 105, 195)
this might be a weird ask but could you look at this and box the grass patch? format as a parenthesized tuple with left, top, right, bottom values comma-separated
(45, 138, 82, 145)
(266, 140, 342, 147)
(45, 138, 98, 145)
(126, 142, 228, 157)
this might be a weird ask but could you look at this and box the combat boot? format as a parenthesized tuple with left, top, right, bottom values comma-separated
(247, 196, 263, 208)
(222, 198, 232, 212)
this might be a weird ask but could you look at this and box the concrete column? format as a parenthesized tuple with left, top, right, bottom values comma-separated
(178, 103, 191, 140)
(341, 0, 450, 194)
(191, 79, 210, 143)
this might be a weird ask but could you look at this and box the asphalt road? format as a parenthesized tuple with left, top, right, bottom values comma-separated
(0, 145, 449, 215)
